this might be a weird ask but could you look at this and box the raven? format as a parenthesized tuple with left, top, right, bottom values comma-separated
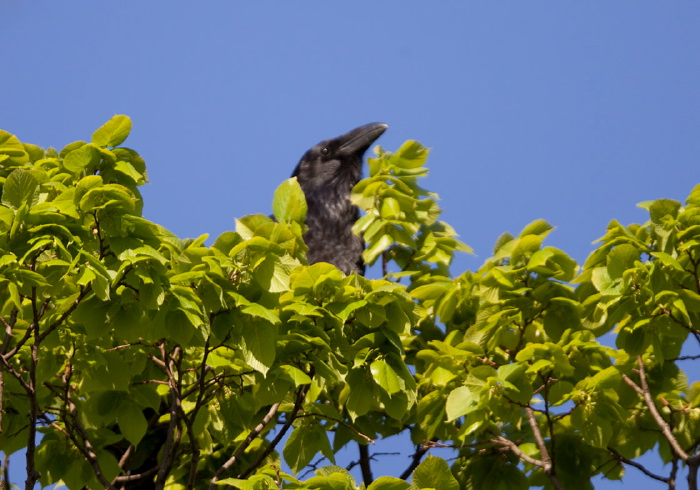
(292, 122, 388, 276)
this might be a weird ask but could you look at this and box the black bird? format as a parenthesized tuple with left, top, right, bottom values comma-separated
(292, 122, 388, 275)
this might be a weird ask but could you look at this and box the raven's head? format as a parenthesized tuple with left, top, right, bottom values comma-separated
(292, 122, 388, 192)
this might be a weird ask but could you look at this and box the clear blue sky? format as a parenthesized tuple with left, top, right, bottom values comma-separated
(3, 2, 699, 488)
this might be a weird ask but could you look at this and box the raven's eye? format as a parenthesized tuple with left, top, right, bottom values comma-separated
(320, 147, 330, 156)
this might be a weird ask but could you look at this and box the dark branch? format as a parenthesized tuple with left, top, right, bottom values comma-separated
(400, 445, 428, 480)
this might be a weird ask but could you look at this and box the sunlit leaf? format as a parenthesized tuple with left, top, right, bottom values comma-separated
(91, 114, 132, 147)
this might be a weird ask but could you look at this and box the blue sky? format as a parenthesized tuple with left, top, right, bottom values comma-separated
(3, 2, 699, 488)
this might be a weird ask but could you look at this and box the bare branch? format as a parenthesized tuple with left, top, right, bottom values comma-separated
(524, 406, 564, 490)
(490, 435, 544, 467)
(210, 401, 282, 488)
(0, 307, 18, 435)
(358, 443, 373, 487)
(59, 366, 117, 490)
(296, 412, 374, 444)
(184, 337, 213, 489)
(155, 344, 183, 490)
(673, 354, 700, 361)
(239, 383, 314, 479)
(606, 446, 670, 483)
(621, 357, 689, 460)
(37, 286, 89, 343)
(113, 466, 159, 486)
(3, 452, 10, 490)
(25, 288, 41, 490)
(526, 407, 552, 469)
(399, 445, 428, 480)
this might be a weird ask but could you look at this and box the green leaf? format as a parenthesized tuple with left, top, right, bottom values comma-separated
(10, 268, 51, 288)
(651, 251, 683, 271)
(410, 281, 453, 301)
(367, 477, 411, 490)
(215, 475, 278, 489)
(290, 262, 343, 292)
(241, 321, 276, 375)
(273, 177, 307, 223)
(242, 303, 280, 324)
(445, 386, 479, 421)
(392, 140, 429, 169)
(92, 115, 132, 147)
(412, 456, 459, 490)
(281, 365, 312, 386)
(63, 144, 99, 173)
(115, 160, 146, 185)
(79, 184, 136, 213)
(380, 197, 402, 220)
(591, 267, 621, 295)
(519, 219, 553, 238)
(0, 130, 27, 156)
(2, 169, 39, 209)
(586, 366, 620, 391)
(370, 359, 402, 395)
(344, 368, 379, 420)
(607, 244, 639, 279)
(648, 198, 681, 224)
(284, 424, 335, 474)
(363, 233, 393, 266)
(117, 401, 148, 446)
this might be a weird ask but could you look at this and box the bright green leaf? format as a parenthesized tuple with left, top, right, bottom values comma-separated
(92, 114, 132, 147)
(2, 169, 39, 209)
(273, 177, 307, 223)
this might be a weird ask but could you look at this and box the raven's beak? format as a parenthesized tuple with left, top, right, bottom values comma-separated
(336, 122, 388, 156)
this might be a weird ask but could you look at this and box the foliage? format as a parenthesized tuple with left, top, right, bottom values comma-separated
(0, 115, 699, 490)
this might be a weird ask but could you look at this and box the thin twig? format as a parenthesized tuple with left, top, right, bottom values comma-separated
(606, 446, 669, 483)
(295, 412, 374, 444)
(113, 466, 159, 486)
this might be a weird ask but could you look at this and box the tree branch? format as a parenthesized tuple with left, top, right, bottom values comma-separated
(524, 406, 563, 490)
(358, 443, 373, 486)
(37, 286, 89, 343)
(3, 452, 10, 490)
(59, 363, 117, 490)
(295, 413, 374, 445)
(239, 380, 314, 479)
(621, 357, 689, 460)
(24, 288, 41, 490)
(399, 445, 428, 480)
(185, 336, 215, 489)
(113, 466, 159, 486)
(210, 401, 282, 488)
(490, 435, 544, 467)
(155, 344, 183, 490)
(0, 307, 18, 435)
(606, 446, 670, 483)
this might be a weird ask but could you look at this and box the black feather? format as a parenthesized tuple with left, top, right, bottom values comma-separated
(292, 123, 388, 275)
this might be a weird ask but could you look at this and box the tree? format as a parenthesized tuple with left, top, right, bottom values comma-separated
(0, 115, 698, 490)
